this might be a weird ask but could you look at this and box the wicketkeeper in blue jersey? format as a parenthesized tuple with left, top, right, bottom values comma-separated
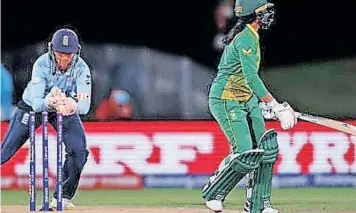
(1, 27, 92, 210)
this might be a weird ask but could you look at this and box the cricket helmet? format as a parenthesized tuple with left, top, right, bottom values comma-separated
(234, 0, 275, 29)
(50, 28, 80, 54)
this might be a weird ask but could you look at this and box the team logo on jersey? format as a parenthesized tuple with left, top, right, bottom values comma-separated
(62, 35, 69, 46)
(242, 48, 252, 56)
(229, 110, 237, 121)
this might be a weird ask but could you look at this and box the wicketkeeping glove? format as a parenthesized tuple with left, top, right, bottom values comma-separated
(56, 97, 78, 116)
(44, 87, 66, 109)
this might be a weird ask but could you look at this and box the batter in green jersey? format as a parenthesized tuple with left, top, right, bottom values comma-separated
(202, 1, 298, 213)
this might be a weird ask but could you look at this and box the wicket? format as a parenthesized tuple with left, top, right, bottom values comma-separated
(29, 111, 63, 212)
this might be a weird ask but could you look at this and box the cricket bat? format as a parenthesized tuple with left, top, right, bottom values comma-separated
(295, 112, 356, 136)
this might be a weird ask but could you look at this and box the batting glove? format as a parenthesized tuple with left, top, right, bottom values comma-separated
(267, 99, 298, 130)
(259, 102, 277, 120)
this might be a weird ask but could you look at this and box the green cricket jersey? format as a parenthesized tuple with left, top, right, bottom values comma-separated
(209, 24, 268, 101)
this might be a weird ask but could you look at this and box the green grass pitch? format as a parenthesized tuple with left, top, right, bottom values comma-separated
(1, 188, 356, 212)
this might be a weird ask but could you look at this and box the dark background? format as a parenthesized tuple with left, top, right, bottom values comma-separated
(2, 0, 355, 69)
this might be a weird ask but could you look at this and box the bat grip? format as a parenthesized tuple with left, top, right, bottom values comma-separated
(295, 112, 301, 118)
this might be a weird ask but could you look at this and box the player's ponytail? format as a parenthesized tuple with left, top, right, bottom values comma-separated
(222, 13, 257, 45)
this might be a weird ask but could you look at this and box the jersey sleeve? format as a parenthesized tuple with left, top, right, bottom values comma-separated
(75, 65, 92, 115)
(29, 63, 47, 112)
(234, 34, 268, 99)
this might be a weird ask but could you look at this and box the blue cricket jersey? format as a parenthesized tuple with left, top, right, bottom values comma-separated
(22, 53, 92, 114)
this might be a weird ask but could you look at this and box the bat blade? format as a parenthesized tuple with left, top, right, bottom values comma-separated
(296, 112, 356, 136)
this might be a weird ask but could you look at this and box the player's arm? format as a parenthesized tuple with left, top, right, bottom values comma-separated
(75, 65, 92, 114)
(29, 63, 48, 112)
(235, 34, 297, 129)
(235, 34, 269, 99)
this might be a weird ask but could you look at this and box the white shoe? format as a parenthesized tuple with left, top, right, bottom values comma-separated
(262, 207, 279, 213)
(50, 198, 76, 210)
(243, 200, 279, 213)
(205, 200, 223, 212)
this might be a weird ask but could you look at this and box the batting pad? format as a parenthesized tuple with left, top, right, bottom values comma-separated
(202, 149, 264, 201)
(244, 170, 254, 205)
(251, 129, 279, 213)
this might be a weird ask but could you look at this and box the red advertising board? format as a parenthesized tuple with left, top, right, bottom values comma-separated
(1, 121, 355, 189)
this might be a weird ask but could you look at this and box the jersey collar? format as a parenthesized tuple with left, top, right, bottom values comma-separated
(247, 24, 259, 40)
(55, 68, 72, 76)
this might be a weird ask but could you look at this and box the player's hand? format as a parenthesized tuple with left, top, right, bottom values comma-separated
(44, 88, 66, 109)
(44, 96, 56, 109)
(49, 86, 63, 97)
(56, 97, 78, 116)
(44, 95, 65, 109)
(268, 99, 297, 130)
(259, 102, 277, 120)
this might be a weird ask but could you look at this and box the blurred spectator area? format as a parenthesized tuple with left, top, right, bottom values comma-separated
(1, 43, 213, 120)
(2, 43, 356, 120)
(95, 88, 135, 121)
(1, 63, 14, 121)
(213, 0, 234, 52)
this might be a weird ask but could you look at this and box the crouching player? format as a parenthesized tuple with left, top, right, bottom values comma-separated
(1, 27, 92, 210)
(202, 1, 298, 213)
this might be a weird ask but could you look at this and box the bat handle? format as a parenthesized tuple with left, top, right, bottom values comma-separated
(295, 111, 301, 118)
